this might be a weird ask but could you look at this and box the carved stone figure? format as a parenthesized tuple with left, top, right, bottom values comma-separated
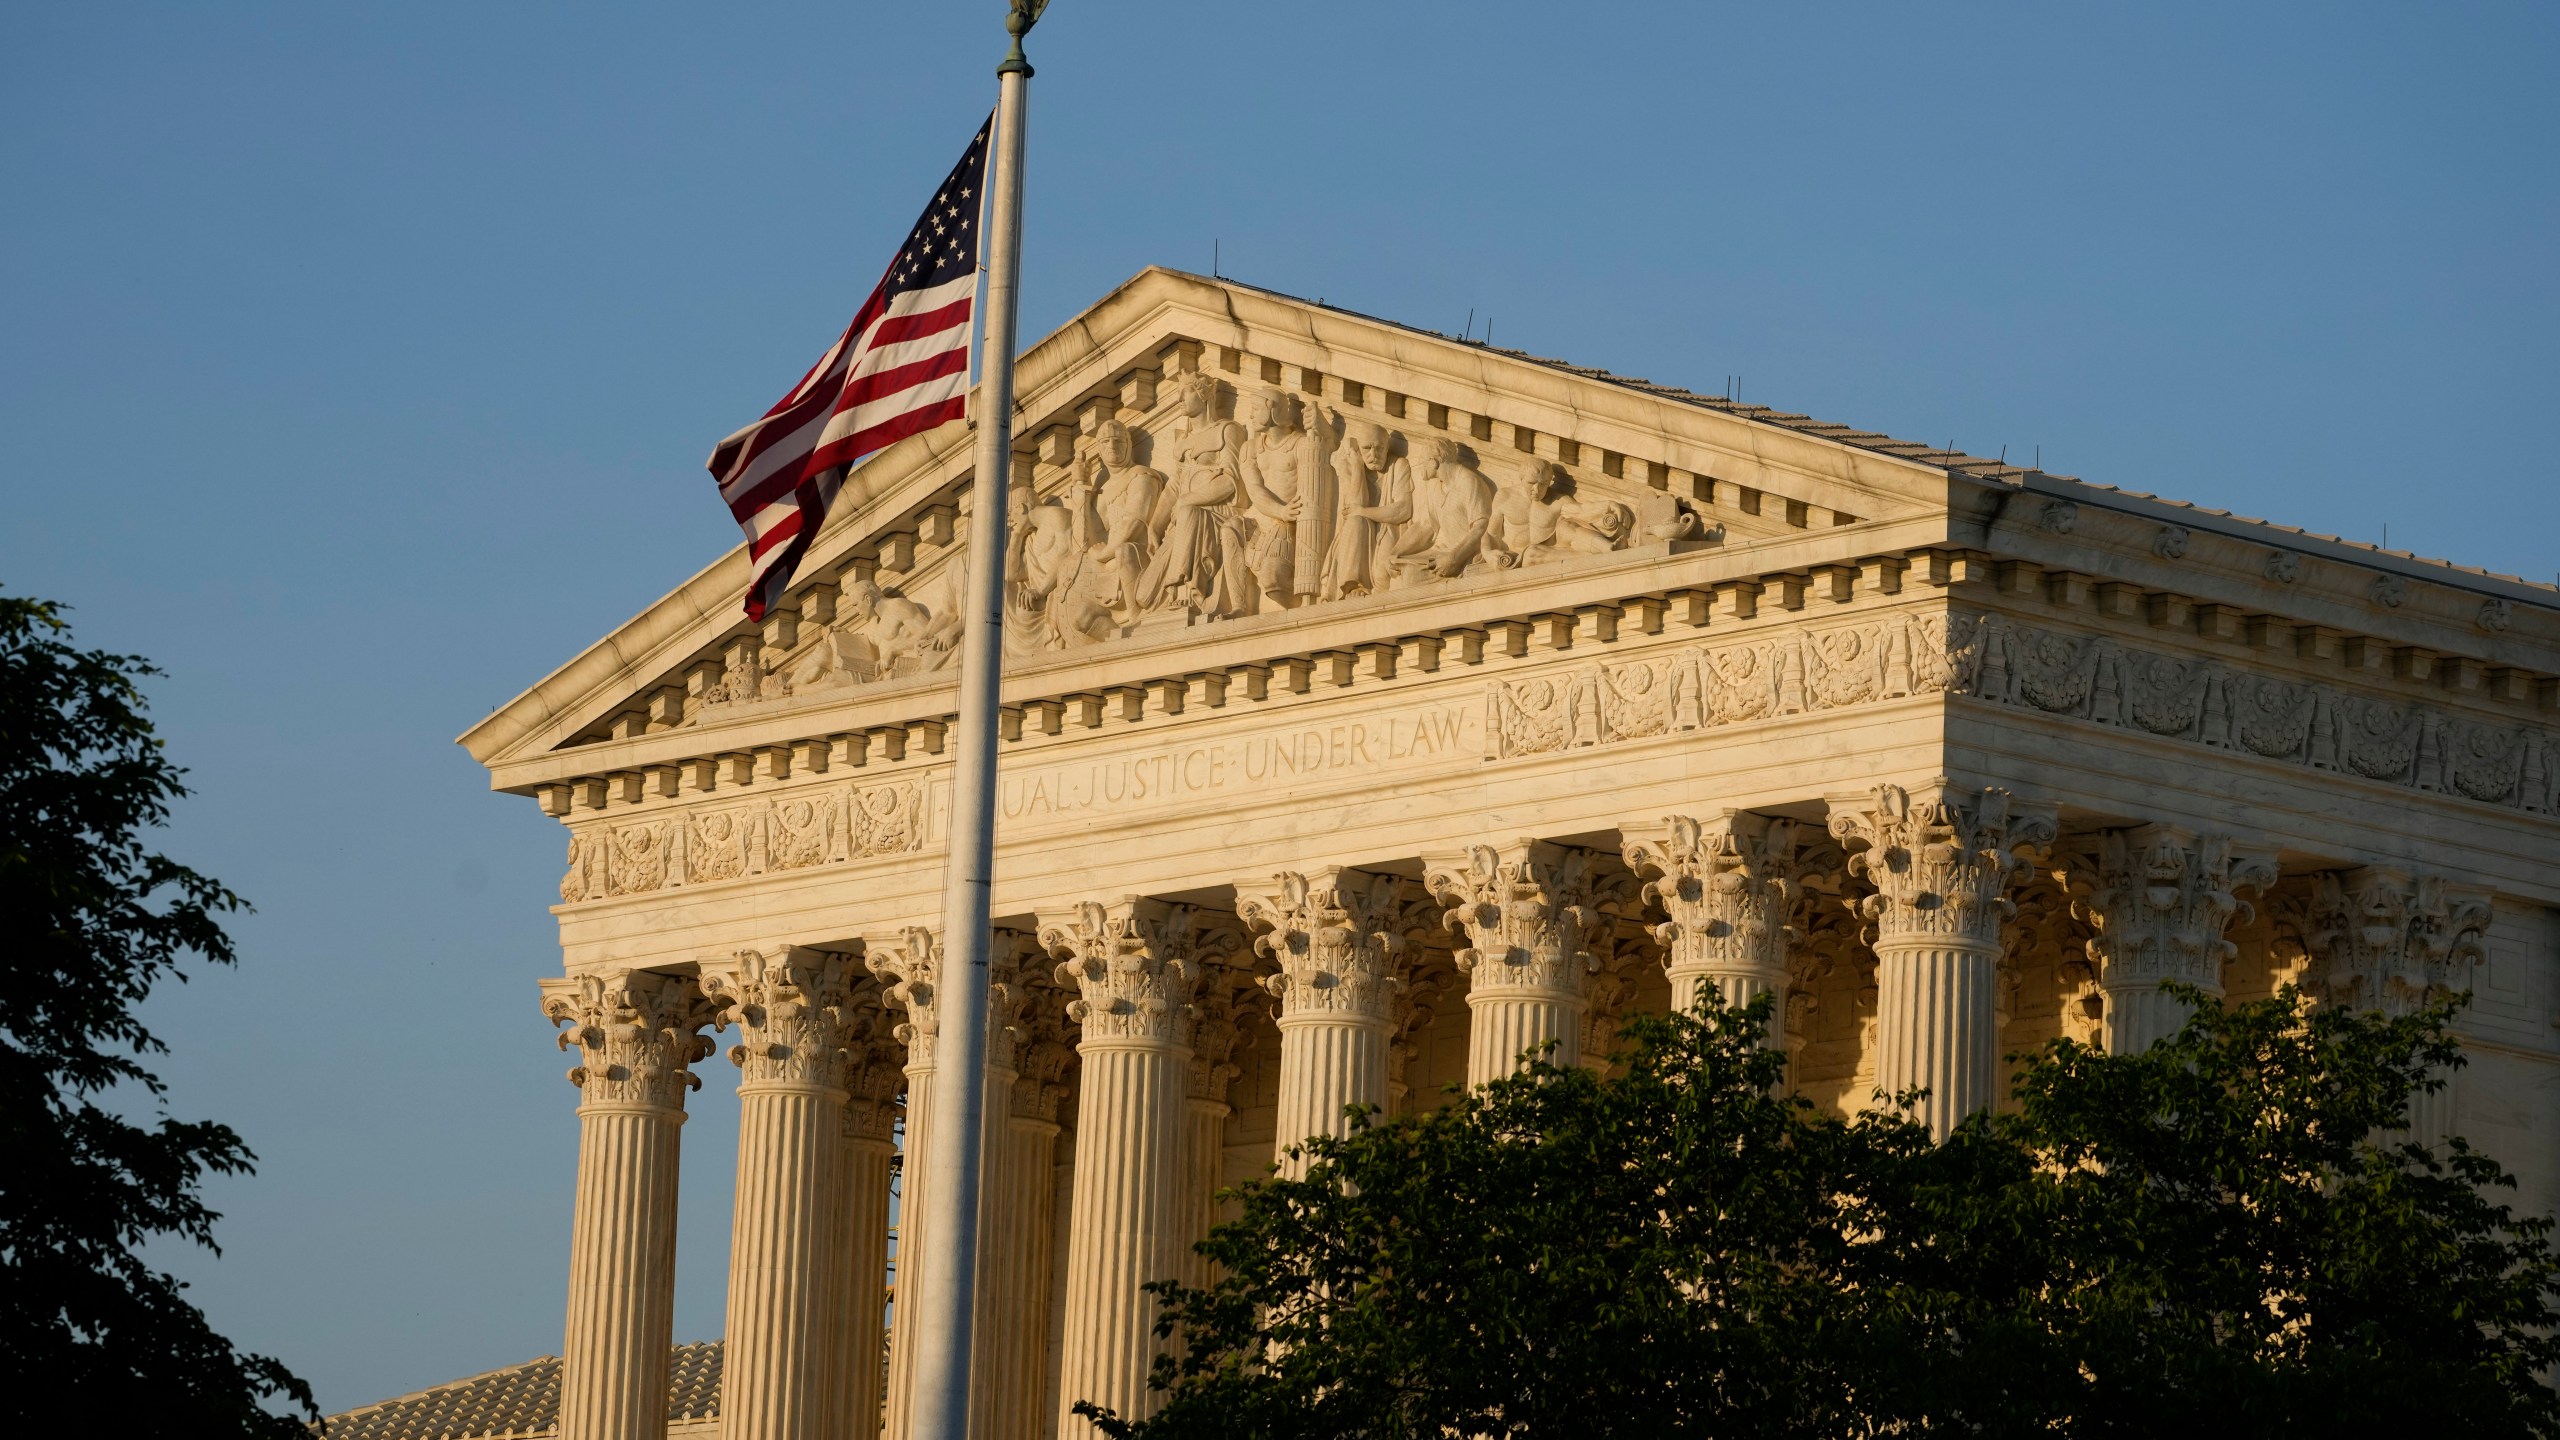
(789, 576, 959, 688)
(1236, 387, 1332, 604)
(1081, 419, 1163, 595)
(1008, 498, 1114, 649)
(1482, 457, 1632, 568)
(1136, 373, 1249, 618)
(1390, 436, 1493, 583)
(1317, 412, 1411, 599)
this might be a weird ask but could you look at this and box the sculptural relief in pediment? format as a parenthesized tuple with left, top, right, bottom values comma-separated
(688, 351, 1726, 727)
(1006, 369, 1715, 652)
(687, 569, 967, 727)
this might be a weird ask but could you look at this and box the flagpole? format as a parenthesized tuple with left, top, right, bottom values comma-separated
(909, 5, 1039, 1439)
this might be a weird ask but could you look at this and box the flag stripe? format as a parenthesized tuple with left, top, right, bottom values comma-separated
(706, 117, 992, 621)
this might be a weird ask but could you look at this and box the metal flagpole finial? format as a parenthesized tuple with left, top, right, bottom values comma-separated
(1001, 0, 1048, 75)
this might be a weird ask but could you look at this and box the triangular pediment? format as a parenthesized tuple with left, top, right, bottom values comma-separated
(458, 268, 1972, 780)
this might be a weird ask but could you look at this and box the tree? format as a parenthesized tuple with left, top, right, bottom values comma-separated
(1912, 986, 2560, 1435)
(0, 595, 317, 1436)
(1079, 998, 1939, 1439)
(1084, 989, 2560, 1439)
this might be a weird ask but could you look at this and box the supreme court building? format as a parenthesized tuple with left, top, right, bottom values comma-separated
(446, 268, 2560, 1440)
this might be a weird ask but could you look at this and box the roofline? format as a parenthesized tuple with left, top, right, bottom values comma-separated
(1189, 267, 2556, 609)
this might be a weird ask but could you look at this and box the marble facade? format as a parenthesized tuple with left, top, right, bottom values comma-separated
(465, 268, 2560, 1439)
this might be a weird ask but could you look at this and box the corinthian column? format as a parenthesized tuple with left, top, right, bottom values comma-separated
(702, 949, 864, 1440)
(2303, 868, 2492, 1148)
(1828, 783, 2054, 1138)
(837, 1026, 902, 1440)
(1040, 899, 1202, 1434)
(872, 925, 1029, 1440)
(1176, 974, 1249, 1292)
(1622, 813, 1801, 1038)
(866, 926, 941, 1440)
(1426, 841, 1602, 1083)
(975, 987, 1074, 1440)
(2078, 826, 2276, 1053)
(540, 970, 717, 1440)
(1238, 868, 1404, 1170)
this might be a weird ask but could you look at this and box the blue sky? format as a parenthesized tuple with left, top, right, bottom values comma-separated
(4, 0, 2554, 1412)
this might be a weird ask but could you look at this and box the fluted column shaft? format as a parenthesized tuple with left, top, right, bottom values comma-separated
(706, 951, 864, 1440)
(1427, 842, 1601, 1086)
(1058, 1038, 1186, 1428)
(1830, 783, 2054, 1138)
(841, 1130, 895, 1438)
(961, 1047, 1019, 1440)
(975, 1112, 1062, 1440)
(873, 927, 1037, 1440)
(1870, 942, 2001, 1136)
(1275, 1019, 1386, 1155)
(563, 1105, 686, 1440)
(882, 1054, 935, 1440)
(1176, 1095, 1230, 1293)
(1624, 813, 1801, 1044)
(1240, 868, 1403, 1173)
(542, 972, 715, 1440)
(975, 986, 1072, 1440)
(1042, 899, 1203, 1434)
(837, 1027, 903, 1440)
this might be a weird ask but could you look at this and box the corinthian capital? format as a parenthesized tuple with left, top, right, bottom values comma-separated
(1424, 839, 1603, 993)
(1008, 995, 1078, 1124)
(1827, 781, 2056, 948)
(2304, 868, 2492, 1016)
(2078, 826, 2277, 992)
(868, 926, 1044, 1074)
(701, 947, 865, 1091)
(1622, 813, 1801, 987)
(539, 969, 719, 1111)
(1237, 867, 1405, 1025)
(867, 925, 944, 1069)
(1188, 969, 1254, 1105)
(1039, 898, 1205, 1047)
(840, 1025, 905, 1144)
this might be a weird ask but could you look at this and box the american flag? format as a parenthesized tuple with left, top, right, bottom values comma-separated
(707, 117, 991, 620)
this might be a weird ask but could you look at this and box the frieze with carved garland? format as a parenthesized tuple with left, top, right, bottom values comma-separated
(1487, 610, 2560, 815)
(559, 778, 927, 903)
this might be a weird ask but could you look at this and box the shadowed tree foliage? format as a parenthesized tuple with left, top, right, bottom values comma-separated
(0, 595, 317, 1437)
(1082, 987, 2560, 1439)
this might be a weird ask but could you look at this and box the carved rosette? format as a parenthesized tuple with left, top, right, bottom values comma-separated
(1041, 899, 1204, 1048)
(700, 949, 864, 1092)
(1238, 868, 1406, 1026)
(1424, 841, 1604, 996)
(2303, 868, 2492, 1017)
(540, 969, 720, 1111)
(2077, 826, 2277, 994)
(1828, 783, 2057, 950)
(1622, 813, 1802, 1008)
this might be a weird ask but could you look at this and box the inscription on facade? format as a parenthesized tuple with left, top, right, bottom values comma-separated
(1000, 702, 1479, 823)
